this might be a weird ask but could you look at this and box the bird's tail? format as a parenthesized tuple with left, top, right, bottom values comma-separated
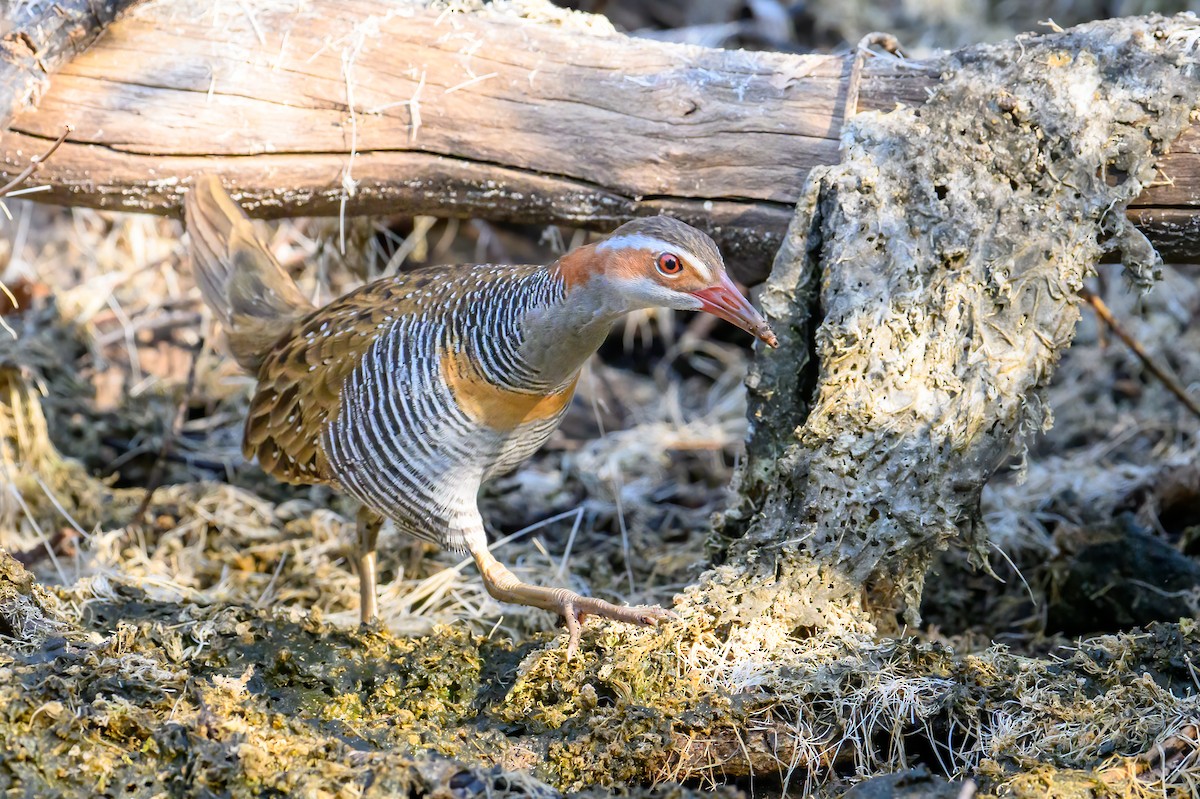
(184, 176, 315, 372)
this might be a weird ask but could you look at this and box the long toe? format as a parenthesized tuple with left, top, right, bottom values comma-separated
(572, 595, 677, 628)
(629, 605, 679, 626)
(470, 549, 678, 656)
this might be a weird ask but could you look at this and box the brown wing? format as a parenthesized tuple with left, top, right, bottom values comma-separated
(242, 267, 465, 485)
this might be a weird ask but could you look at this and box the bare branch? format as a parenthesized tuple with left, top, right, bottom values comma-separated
(0, 124, 71, 198)
(1080, 286, 1200, 422)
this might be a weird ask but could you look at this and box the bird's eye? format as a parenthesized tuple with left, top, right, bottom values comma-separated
(656, 253, 683, 276)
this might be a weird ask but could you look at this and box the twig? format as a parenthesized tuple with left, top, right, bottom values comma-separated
(94, 310, 202, 348)
(443, 72, 496, 95)
(10, 526, 78, 569)
(236, 0, 266, 46)
(131, 339, 205, 524)
(99, 436, 230, 474)
(1080, 286, 1200, 421)
(6, 484, 68, 584)
(844, 33, 902, 126)
(0, 125, 72, 198)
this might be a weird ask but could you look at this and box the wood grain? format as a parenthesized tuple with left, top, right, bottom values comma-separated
(0, 1, 1195, 282)
(0, 0, 145, 130)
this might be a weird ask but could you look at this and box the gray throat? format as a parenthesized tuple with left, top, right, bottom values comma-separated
(519, 275, 623, 389)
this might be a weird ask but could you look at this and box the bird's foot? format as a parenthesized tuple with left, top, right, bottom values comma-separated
(358, 616, 387, 636)
(471, 547, 677, 658)
(553, 593, 678, 659)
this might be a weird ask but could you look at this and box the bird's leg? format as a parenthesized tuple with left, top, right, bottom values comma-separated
(467, 539, 676, 658)
(355, 506, 383, 625)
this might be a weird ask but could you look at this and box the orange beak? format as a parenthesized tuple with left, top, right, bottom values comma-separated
(692, 274, 778, 348)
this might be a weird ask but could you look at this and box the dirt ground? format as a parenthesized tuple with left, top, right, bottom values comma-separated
(3, 1, 1200, 797)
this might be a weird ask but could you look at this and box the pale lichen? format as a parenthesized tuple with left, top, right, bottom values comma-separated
(719, 12, 1200, 630)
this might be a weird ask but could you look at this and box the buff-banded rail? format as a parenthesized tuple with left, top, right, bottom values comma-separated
(184, 176, 777, 655)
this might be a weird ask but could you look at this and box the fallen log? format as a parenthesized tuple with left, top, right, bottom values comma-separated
(0, 0, 144, 130)
(0, 0, 1196, 283)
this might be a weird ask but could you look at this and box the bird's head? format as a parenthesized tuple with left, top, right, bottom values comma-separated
(559, 216, 777, 347)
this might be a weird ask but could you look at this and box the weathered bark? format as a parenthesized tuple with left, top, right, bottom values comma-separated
(0, 0, 1197, 282)
(713, 14, 1200, 631)
(0, 0, 144, 130)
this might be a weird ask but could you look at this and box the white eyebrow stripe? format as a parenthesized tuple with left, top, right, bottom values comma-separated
(595, 233, 712, 281)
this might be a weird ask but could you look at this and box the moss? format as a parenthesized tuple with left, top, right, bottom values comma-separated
(7, 534, 1200, 797)
(0, 574, 545, 796)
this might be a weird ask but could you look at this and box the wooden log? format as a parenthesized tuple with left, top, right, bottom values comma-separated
(0, 1, 1195, 283)
(0, 0, 145, 130)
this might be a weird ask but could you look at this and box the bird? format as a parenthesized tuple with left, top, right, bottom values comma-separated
(184, 176, 777, 654)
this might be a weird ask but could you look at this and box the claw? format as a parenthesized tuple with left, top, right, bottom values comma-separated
(559, 599, 676, 660)
(634, 607, 679, 626)
(563, 601, 583, 660)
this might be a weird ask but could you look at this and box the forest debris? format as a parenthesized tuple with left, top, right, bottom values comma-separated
(10, 526, 79, 568)
(8, 578, 1200, 796)
(0, 550, 68, 648)
(129, 342, 202, 525)
(841, 767, 969, 799)
(1129, 724, 1200, 786)
(1128, 464, 1200, 538)
(0, 277, 49, 315)
(1081, 285, 1200, 421)
(1047, 523, 1200, 636)
(0, 124, 71, 200)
